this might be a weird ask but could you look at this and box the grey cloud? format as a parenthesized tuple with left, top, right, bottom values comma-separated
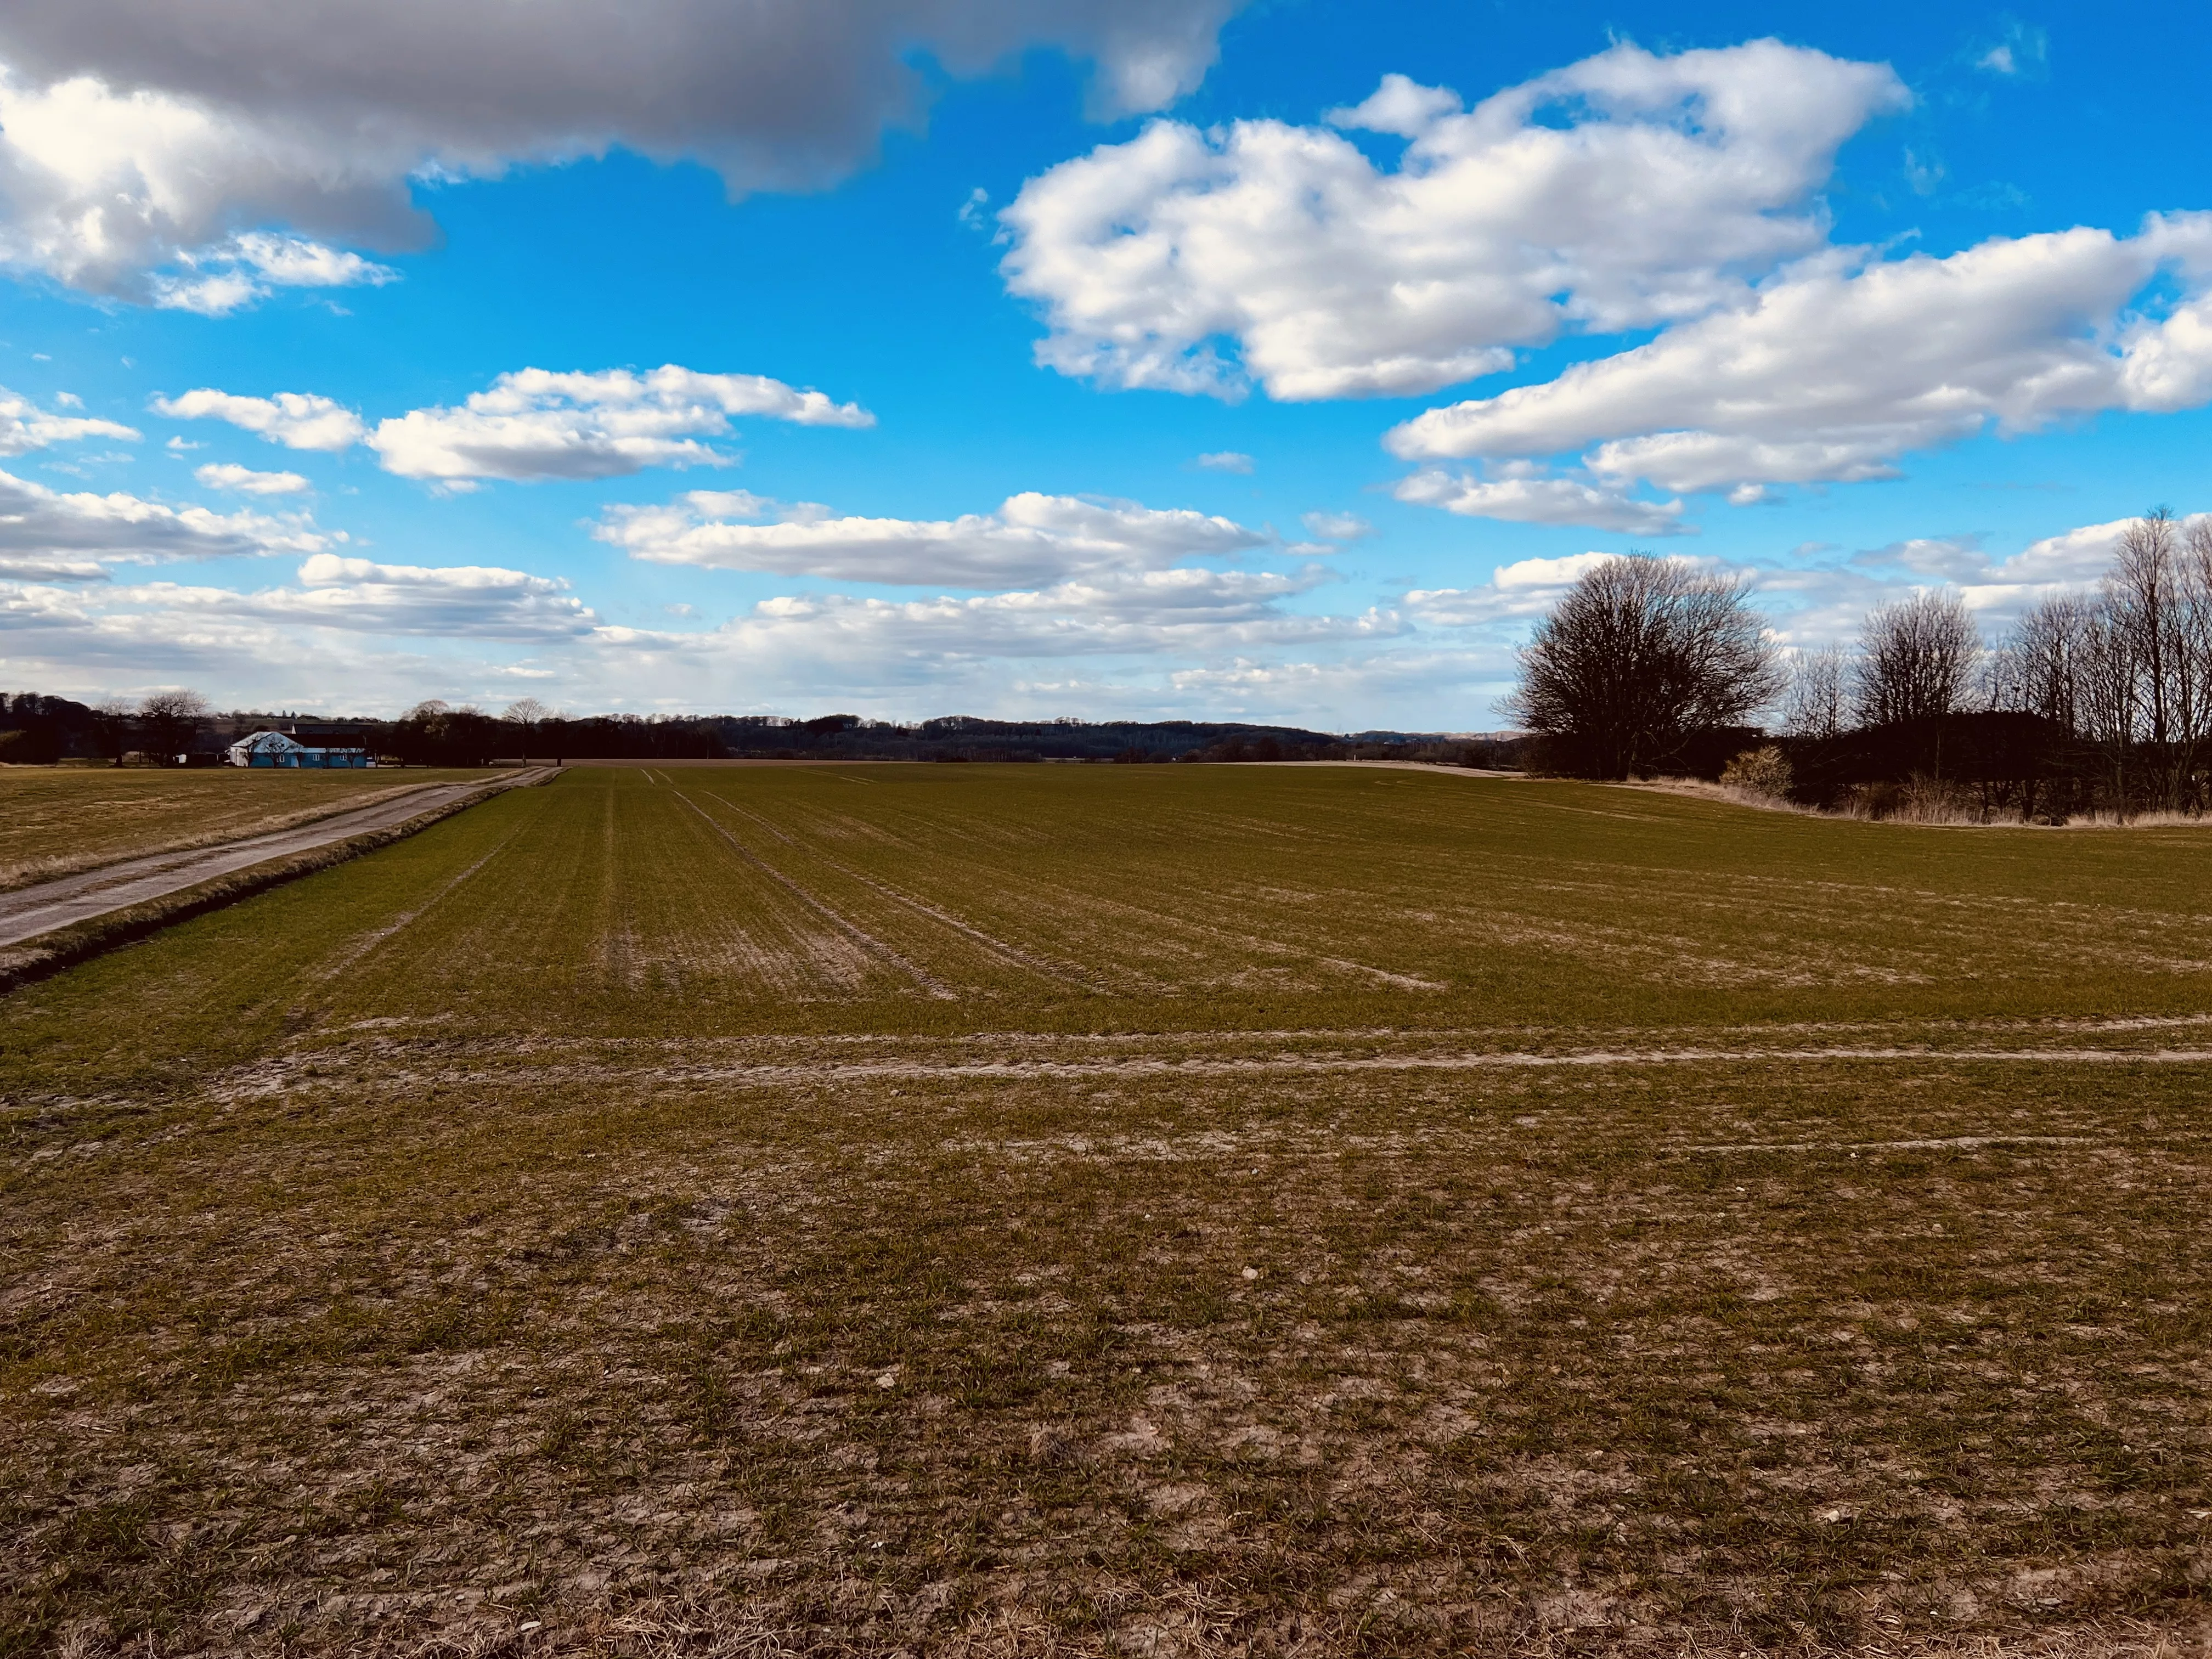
(0, 0, 1244, 298)
(0, 554, 108, 582)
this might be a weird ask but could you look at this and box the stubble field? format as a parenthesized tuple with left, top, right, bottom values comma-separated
(3, 763, 2210, 1656)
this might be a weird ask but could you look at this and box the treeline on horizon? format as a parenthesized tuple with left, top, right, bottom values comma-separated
(0, 695, 1515, 770)
(1514, 508, 2212, 822)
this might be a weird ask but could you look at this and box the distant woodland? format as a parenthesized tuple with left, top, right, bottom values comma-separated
(0, 695, 1509, 770)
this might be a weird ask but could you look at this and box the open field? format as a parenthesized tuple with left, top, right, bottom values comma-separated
(0, 768, 500, 894)
(4, 764, 2210, 1655)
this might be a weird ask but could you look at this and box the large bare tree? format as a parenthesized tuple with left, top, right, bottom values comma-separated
(89, 697, 133, 766)
(138, 689, 211, 761)
(1852, 591, 1981, 726)
(1509, 555, 1781, 778)
(2001, 593, 2091, 733)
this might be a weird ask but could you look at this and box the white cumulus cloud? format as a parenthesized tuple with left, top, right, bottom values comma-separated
(1392, 470, 1689, 536)
(194, 461, 311, 495)
(151, 233, 397, 315)
(0, 386, 138, 454)
(1387, 217, 2212, 493)
(1195, 450, 1253, 472)
(0, 465, 324, 564)
(1300, 510, 1372, 541)
(104, 557, 594, 640)
(1403, 552, 1632, 628)
(368, 366, 872, 484)
(596, 489, 1270, 586)
(151, 389, 368, 452)
(0, 2, 1244, 304)
(1000, 40, 1908, 399)
(294, 554, 594, 637)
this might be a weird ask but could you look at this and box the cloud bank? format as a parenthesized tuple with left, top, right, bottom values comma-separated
(597, 489, 1270, 586)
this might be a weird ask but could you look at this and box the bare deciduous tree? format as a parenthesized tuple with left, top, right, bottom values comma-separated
(1987, 512, 2212, 814)
(2002, 593, 2091, 732)
(2076, 600, 2141, 817)
(1509, 554, 1781, 778)
(1779, 646, 1848, 738)
(2107, 509, 2181, 746)
(89, 697, 133, 766)
(1853, 591, 1981, 726)
(2185, 516, 2212, 763)
(503, 696, 554, 764)
(139, 689, 212, 761)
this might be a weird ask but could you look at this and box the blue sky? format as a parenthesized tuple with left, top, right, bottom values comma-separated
(1, 0, 2208, 727)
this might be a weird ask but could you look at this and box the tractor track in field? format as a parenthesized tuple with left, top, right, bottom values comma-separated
(668, 786, 957, 999)
(174, 1034, 2212, 1110)
(309, 821, 535, 984)
(685, 791, 1114, 994)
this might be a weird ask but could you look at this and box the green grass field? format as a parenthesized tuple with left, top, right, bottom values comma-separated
(0, 766, 498, 893)
(3, 764, 2209, 1655)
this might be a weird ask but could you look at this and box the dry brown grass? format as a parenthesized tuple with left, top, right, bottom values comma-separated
(0, 768, 497, 892)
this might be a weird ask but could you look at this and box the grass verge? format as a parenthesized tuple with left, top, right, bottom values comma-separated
(0, 774, 549, 996)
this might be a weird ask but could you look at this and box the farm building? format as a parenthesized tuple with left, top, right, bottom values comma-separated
(225, 730, 374, 769)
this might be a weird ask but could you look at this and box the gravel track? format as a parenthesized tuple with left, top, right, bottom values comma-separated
(0, 769, 556, 949)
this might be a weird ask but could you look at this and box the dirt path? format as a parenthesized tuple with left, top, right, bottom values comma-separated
(0, 769, 557, 949)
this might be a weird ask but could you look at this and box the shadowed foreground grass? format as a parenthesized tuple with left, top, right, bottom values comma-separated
(3, 765, 2209, 1655)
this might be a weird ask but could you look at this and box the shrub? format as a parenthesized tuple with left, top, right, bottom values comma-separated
(1720, 746, 1792, 799)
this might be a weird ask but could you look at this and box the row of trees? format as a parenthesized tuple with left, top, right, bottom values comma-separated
(1512, 511, 2212, 818)
(1781, 511, 2212, 746)
(0, 689, 213, 765)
